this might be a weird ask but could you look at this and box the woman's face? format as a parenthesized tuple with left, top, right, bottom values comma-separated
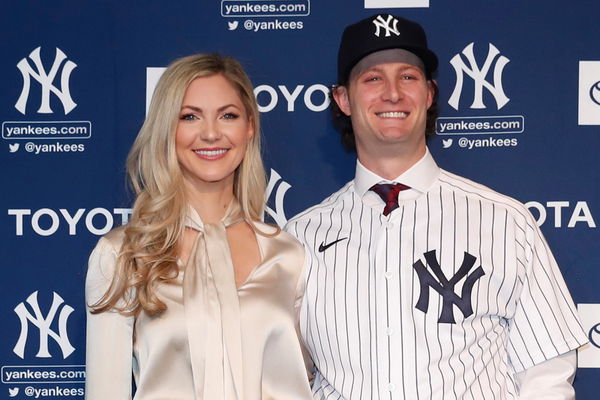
(175, 74, 253, 191)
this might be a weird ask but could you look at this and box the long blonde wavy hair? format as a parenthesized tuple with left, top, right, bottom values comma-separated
(91, 53, 266, 316)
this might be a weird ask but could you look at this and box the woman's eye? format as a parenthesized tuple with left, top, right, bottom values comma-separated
(222, 113, 239, 120)
(180, 114, 197, 121)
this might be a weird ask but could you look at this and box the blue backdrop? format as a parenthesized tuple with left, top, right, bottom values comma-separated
(1, 1, 599, 398)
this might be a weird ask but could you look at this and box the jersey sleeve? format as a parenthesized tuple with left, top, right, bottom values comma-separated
(293, 245, 315, 383)
(286, 219, 316, 382)
(85, 237, 134, 400)
(507, 219, 588, 373)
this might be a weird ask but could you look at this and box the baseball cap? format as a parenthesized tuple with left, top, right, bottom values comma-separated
(337, 13, 438, 83)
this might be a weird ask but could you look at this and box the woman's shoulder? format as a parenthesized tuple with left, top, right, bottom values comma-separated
(86, 227, 127, 296)
(88, 226, 127, 270)
(254, 221, 300, 245)
(93, 225, 126, 254)
(253, 220, 305, 265)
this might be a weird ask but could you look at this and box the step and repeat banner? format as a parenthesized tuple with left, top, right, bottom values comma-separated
(1, 1, 598, 399)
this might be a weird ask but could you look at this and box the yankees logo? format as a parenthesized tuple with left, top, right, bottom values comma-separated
(265, 168, 291, 228)
(15, 47, 78, 115)
(413, 250, 485, 324)
(372, 14, 400, 37)
(13, 291, 75, 359)
(448, 42, 510, 111)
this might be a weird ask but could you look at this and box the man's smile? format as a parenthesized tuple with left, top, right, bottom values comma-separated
(376, 111, 408, 118)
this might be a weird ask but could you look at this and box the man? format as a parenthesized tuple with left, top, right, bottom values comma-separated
(285, 14, 587, 399)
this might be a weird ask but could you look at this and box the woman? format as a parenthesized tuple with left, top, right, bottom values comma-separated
(85, 54, 313, 399)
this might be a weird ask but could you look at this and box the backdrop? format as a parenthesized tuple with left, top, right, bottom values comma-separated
(1, 1, 598, 399)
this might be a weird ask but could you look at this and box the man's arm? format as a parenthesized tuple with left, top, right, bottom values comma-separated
(515, 350, 577, 400)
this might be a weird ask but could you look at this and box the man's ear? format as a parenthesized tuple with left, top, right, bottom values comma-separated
(332, 86, 352, 116)
(426, 79, 436, 110)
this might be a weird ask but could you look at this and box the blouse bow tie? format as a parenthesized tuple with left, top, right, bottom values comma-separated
(183, 199, 245, 400)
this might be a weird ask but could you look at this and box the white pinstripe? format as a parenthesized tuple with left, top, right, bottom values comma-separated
(286, 156, 586, 400)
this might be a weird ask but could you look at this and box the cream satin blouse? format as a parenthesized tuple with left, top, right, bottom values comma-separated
(85, 204, 313, 400)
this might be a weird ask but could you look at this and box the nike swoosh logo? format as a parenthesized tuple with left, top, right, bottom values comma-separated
(318, 237, 348, 252)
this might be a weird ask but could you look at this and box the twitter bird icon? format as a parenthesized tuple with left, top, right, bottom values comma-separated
(9, 143, 19, 153)
(228, 21, 239, 31)
(442, 139, 453, 149)
(9, 387, 19, 397)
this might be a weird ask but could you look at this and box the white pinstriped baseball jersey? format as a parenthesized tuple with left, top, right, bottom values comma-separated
(285, 150, 587, 400)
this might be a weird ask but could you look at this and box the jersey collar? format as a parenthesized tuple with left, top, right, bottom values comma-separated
(354, 147, 440, 201)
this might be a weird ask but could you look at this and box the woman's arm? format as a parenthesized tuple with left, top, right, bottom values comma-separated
(85, 235, 135, 400)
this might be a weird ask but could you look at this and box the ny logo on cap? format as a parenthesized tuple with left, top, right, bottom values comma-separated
(372, 15, 400, 37)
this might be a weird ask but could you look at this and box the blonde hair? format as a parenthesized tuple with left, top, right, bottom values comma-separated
(91, 53, 266, 315)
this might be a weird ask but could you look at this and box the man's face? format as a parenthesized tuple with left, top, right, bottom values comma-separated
(333, 59, 434, 158)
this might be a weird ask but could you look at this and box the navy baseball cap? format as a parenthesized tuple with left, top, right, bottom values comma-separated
(337, 14, 438, 83)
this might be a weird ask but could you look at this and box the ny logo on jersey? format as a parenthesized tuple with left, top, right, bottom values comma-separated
(15, 47, 78, 115)
(413, 250, 485, 324)
(13, 291, 75, 359)
(372, 14, 400, 37)
(448, 42, 510, 111)
(265, 168, 291, 228)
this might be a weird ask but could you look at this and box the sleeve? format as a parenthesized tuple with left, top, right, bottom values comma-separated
(514, 350, 577, 399)
(507, 219, 588, 373)
(85, 237, 135, 400)
(293, 245, 315, 383)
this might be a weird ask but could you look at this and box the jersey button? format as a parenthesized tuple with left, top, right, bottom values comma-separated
(385, 327, 394, 335)
(384, 271, 393, 279)
(387, 383, 396, 392)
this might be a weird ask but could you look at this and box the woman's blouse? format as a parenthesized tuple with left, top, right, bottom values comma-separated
(85, 205, 312, 399)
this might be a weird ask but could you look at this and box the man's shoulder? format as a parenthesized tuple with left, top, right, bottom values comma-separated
(438, 168, 533, 221)
(285, 181, 355, 229)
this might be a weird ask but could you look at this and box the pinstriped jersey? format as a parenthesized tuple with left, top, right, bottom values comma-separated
(285, 152, 587, 400)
